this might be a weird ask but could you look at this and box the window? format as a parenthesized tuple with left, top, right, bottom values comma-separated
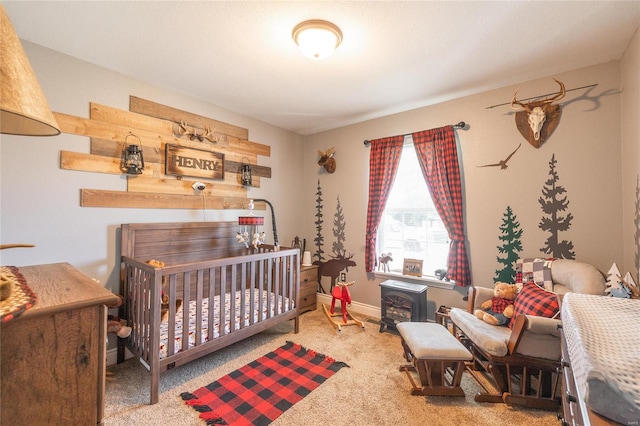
(377, 137, 449, 277)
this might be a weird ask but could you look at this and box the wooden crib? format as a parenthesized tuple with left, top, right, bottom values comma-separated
(118, 221, 300, 404)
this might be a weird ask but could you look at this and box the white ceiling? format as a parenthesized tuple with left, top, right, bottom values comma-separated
(4, 1, 639, 136)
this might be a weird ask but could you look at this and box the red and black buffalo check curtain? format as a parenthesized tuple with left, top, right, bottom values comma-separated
(364, 126, 470, 286)
(364, 135, 404, 272)
(412, 126, 470, 287)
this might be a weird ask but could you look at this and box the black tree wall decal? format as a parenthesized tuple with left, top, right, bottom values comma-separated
(314, 179, 326, 262)
(332, 195, 346, 257)
(538, 154, 575, 259)
(494, 205, 523, 283)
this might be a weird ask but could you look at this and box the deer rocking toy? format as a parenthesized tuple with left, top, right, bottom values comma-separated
(322, 281, 365, 333)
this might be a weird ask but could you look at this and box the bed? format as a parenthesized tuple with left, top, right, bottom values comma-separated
(118, 221, 300, 404)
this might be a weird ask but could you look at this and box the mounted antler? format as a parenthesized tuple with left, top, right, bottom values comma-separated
(175, 121, 196, 139)
(175, 122, 223, 144)
(199, 126, 213, 142)
(510, 79, 565, 147)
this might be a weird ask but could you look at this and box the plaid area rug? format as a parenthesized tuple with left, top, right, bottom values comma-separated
(181, 341, 349, 425)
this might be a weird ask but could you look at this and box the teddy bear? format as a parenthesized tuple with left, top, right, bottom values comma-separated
(105, 293, 132, 338)
(147, 260, 184, 322)
(161, 292, 183, 322)
(474, 282, 518, 326)
(107, 314, 132, 338)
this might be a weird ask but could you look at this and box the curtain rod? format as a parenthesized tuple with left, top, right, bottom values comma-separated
(363, 122, 467, 147)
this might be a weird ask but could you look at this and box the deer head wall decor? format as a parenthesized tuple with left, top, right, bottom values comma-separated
(318, 147, 336, 173)
(511, 79, 566, 148)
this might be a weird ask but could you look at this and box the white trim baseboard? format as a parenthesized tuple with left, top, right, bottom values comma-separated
(315, 293, 381, 319)
(106, 346, 133, 366)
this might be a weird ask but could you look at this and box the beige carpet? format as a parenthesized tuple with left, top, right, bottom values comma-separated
(104, 309, 557, 425)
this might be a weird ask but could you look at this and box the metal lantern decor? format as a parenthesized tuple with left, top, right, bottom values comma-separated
(241, 160, 252, 186)
(121, 133, 144, 175)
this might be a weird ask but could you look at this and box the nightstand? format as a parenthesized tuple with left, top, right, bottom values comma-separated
(299, 264, 318, 313)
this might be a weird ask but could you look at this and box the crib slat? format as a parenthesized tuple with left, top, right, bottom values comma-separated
(195, 269, 204, 346)
(181, 271, 191, 353)
(208, 267, 216, 341)
(258, 259, 265, 322)
(167, 274, 177, 358)
(220, 267, 227, 337)
(239, 262, 246, 330)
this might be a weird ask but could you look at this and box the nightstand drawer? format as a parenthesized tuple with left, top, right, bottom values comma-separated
(299, 283, 317, 311)
(300, 267, 317, 285)
(299, 265, 318, 313)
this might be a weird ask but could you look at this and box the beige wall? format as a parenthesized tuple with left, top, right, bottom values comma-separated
(303, 61, 627, 312)
(0, 42, 305, 293)
(621, 27, 640, 282)
(1, 36, 636, 322)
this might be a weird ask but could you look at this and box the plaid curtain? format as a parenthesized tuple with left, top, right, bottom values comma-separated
(412, 126, 471, 287)
(365, 136, 404, 272)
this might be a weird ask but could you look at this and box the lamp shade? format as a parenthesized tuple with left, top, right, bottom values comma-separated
(292, 20, 342, 60)
(0, 5, 60, 136)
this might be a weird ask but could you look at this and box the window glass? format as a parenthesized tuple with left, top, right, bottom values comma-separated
(377, 138, 449, 276)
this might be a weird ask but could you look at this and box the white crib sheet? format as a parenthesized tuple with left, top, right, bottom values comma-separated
(158, 289, 292, 359)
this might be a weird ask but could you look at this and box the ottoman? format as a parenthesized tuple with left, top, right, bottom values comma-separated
(397, 322, 472, 396)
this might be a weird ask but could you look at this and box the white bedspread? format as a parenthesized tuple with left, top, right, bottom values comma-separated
(159, 289, 293, 359)
(562, 293, 640, 424)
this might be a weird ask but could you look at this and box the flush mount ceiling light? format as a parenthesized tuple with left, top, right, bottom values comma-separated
(292, 19, 342, 60)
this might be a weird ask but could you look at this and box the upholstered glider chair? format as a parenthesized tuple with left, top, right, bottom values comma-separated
(449, 259, 606, 410)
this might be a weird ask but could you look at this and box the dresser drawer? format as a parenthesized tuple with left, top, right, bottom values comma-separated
(300, 267, 318, 285)
(299, 282, 317, 311)
(560, 330, 584, 426)
(299, 265, 318, 313)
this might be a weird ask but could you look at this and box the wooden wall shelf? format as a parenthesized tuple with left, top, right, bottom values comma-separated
(80, 189, 267, 210)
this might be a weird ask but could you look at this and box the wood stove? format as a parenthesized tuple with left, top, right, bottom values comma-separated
(379, 280, 428, 332)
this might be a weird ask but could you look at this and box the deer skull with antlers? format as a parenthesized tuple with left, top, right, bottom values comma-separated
(318, 147, 336, 173)
(511, 79, 565, 148)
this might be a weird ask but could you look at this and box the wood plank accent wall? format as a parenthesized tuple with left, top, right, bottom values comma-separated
(57, 96, 271, 210)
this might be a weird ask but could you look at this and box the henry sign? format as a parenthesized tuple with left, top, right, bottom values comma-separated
(165, 144, 224, 180)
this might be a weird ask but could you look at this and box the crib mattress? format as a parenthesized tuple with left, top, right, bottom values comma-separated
(159, 289, 293, 359)
(561, 293, 640, 424)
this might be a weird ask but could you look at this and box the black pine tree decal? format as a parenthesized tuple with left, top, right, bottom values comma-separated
(494, 205, 523, 283)
(332, 196, 346, 257)
(539, 154, 575, 259)
(314, 179, 325, 262)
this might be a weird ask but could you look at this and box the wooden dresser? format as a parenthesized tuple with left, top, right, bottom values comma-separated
(559, 326, 622, 426)
(299, 264, 318, 313)
(0, 263, 118, 425)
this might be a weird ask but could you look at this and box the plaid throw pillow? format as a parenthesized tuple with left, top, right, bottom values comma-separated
(515, 258, 555, 291)
(509, 282, 560, 329)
